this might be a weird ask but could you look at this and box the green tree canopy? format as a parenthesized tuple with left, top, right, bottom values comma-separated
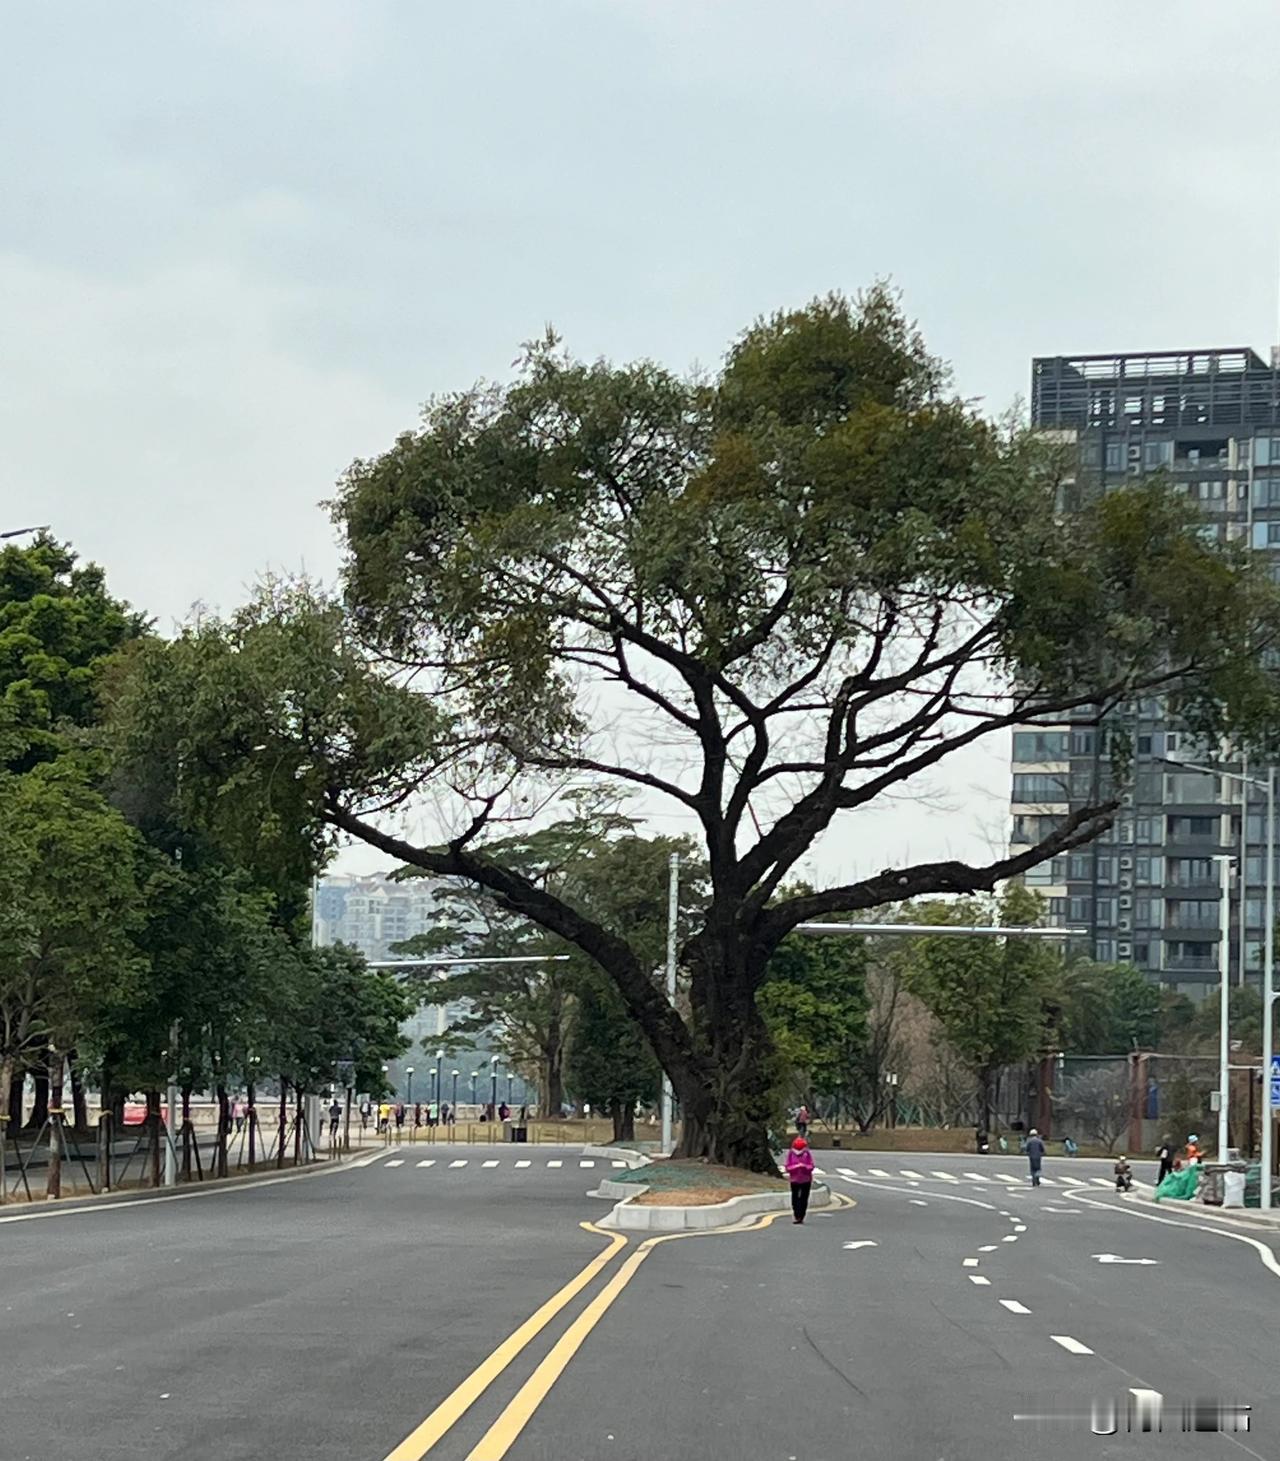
(0, 534, 145, 773)
(104, 288, 1280, 1169)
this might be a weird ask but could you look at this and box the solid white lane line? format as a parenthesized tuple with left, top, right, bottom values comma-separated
(999, 1299, 1031, 1314)
(416, 1159, 436, 1168)
(515, 1160, 531, 1168)
(449, 1159, 468, 1168)
(869, 1168, 891, 1178)
(963, 1258, 979, 1267)
(978, 1245, 998, 1252)
(1051, 1335, 1094, 1355)
(968, 1275, 991, 1286)
(482, 1160, 500, 1168)
(547, 1160, 562, 1168)
(579, 1160, 595, 1168)
(963, 1172, 990, 1182)
(385, 1160, 404, 1168)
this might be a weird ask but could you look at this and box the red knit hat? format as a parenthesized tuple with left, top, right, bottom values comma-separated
(792, 1136, 808, 1150)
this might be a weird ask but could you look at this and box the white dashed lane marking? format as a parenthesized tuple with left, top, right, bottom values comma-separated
(1051, 1335, 1094, 1355)
(482, 1160, 499, 1168)
(968, 1275, 991, 1286)
(999, 1299, 1031, 1314)
(384, 1160, 404, 1168)
(416, 1159, 435, 1168)
(1002, 1235, 1018, 1243)
(547, 1160, 563, 1168)
(579, 1160, 595, 1168)
(978, 1245, 998, 1252)
(962, 1258, 979, 1267)
(515, 1160, 531, 1168)
(449, 1160, 468, 1168)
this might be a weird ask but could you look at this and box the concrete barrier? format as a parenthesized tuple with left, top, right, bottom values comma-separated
(581, 1143, 651, 1169)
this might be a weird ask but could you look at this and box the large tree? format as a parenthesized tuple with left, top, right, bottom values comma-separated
(106, 289, 1280, 1170)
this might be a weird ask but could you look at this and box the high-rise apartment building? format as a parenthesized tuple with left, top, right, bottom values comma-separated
(1013, 347, 1280, 998)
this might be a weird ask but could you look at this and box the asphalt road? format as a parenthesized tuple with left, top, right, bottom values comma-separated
(2, 1146, 1277, 1461)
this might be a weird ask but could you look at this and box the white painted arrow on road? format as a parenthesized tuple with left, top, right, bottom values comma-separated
(1092, 1253, 1159, 1265)
(843, 1240, 878, 1250)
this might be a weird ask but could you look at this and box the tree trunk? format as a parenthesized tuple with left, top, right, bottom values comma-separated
(247, 1081, 257, 1166)
(215, 1083, 229, 1178)
(0, 1052, 14, 1202)
(671, 943, 778, 1173)
(610, 1102, 636, 1142)
(977, 1066, 995, 1139)
(148, 1089, 162, 1188)
(25, 1060, 48, 1131)
(6, 1069, 22, 1127)
(181, 1086, 193, 1179)
(67, 1048, 89, 1132)
(276, 1081, 287, 1170)
(45, 1048, 64, 1200)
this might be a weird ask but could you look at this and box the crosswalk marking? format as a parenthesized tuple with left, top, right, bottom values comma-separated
(384, 1159, 404, 1168)
(1092, 1177, 1114, 1188)
(580, 1160, 595, 1168)
(931, 1171, 959, 1182)
(416, 1159, 435, 1168)
(515, 1160, 531, 1168)
(548, 1160, 562, 1168)
(449, 1159, 468, 1168)
(899, 1169, 924, 1179)
(839, 1167, 858, 1177)
(869, 1168, 890, 1177)
(994, 1173, 1019, 1183)
(813, 1167, 826, 1177)
(482, 1159, 499, 1168)
(963, 1172, 990, 1182)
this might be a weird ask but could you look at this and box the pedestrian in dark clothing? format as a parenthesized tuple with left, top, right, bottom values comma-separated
(785, 1137, 815, 1224)
(394, 1102, 405, 1131)
(795, 1104, 810, 1138)
(1156, 1136, 1174, 1185)
(328, 1099, 341, 1138)
(1025, 1128, 1045, 1187)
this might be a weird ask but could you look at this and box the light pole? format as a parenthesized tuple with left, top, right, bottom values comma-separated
(489, 1055, 499, 1115)
(1, 525, 49, 540)
(1216, 855, 1233, 1162)
(507, 1072, 514, 1106)
(405, 1066, 415, 1105)
(661, 852, 679, 1155)
(451, 1070, 459, 1112)
(435, 1050, 444, 1114)
(1162, 755, 1275, 1196)
(471, 1070, 479, 1106)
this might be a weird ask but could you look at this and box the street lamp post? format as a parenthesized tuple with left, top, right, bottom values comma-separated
(1215, 855, 1233, 1161)
(489, 1055, 499, 1115)
(506, 1072, 513, 1106)
(471, 1071, 479, 1106)
(405, 1066, 415, 1105)
(1162, 756, 1275, 1195)
(661, 852, 679, 1155)
(451, 1070, 459, 1112)
(435, 1050, 444, 1115)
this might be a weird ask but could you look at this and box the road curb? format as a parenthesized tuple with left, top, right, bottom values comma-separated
(596, 1182, 831, 1231)
(581, 1143, 650, 1169)
(1119, 1190, 1280, 1231)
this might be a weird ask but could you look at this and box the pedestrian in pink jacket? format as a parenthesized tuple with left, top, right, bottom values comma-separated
(785, 1136, 815, 1224)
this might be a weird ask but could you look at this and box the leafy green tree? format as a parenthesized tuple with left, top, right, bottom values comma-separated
(902, 887, 1059, 1133)
(104, 291, 1280, 1169)
(566, 975, 660, 1140)
(758, 929, 868, 1117)
(0, 535, 145, 772)
(0, 763, 144, 1122)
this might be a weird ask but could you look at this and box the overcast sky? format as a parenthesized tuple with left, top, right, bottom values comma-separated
(6, 2, 1280, 881)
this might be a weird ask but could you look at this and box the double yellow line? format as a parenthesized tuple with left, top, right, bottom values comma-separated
(382, 1211, 792, 1461)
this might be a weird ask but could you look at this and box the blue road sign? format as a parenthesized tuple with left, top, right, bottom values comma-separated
(1271, 1056, 1280, 1108)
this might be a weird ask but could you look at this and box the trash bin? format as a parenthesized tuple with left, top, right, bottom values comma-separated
(1223, 1169, 1246, 1208)
(513, 1125, 528, 1144)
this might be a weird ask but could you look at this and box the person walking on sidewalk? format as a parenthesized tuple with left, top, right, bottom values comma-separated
(1025, 1128, 1045, 1187)
(1156, 1135, 1174, 1185)
(785, 1136, 815, 1224)
(794, 1104, 810, 1138)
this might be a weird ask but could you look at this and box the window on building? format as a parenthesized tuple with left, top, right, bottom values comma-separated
(1068, 852, 1089, 880)
(1096, 939, 1116, 963)
(1105, 442, 1124, 471)
(1096, 899, 1115, 927)
(1134, 942, 1150, 964)
(1169, 856, 1213, 885)
(1136, 734, 1152, 756)
(1096, 856, 1114, 884)
(1070, 728, 1096, 756)
(1069, 896, 1088, 922)
(1144, 440, 1173, 469)
(1165, 772, 1218, 805)
(1049, 897, 1068, 920)
(1257, 438, 1279, 466)
(1011, 731, 1069, 762)
(1167, 899, 1219, 928)
(1167, 815, 1217, 838)
(1012, 773, 1069, 803)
